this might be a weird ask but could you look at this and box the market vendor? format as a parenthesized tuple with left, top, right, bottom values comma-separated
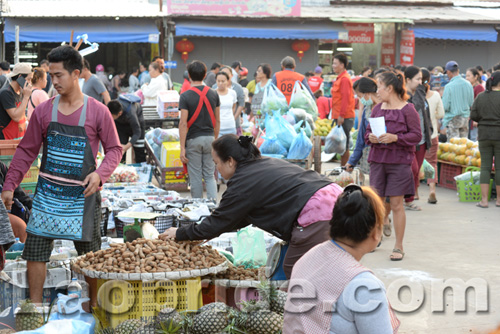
(272, 56, 314, 104)
(160, 134, 342, 279)
(1, 45, 122, 305)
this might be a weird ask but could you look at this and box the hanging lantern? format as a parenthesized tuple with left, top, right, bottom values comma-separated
(176, 38, 194, 63)
(291, 40, 310, 62)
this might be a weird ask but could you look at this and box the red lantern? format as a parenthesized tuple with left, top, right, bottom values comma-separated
(291, 40, 310, 62)
(176, 38, 194, 63)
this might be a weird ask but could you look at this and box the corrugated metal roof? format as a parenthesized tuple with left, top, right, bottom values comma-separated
(2, 0, 165, 17)
(301, 4, 500, 24)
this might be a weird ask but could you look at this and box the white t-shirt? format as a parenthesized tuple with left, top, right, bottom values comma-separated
(218, 89, 237, 130)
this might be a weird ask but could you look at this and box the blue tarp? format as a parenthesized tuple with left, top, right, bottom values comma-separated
(413, 24, 498, 42)
(4, 18, 159, 43)
(175, 21, 344, 40)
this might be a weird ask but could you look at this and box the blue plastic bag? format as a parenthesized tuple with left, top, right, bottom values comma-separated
(324, 125, 347, 155)
(260, 135, 287, 157)
(288, 129, 313, 160)
(294, 120, 312, 138)
(265, 110, 297, 150)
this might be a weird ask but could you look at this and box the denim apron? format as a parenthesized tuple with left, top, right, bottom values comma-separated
(26, 95, 96, 241)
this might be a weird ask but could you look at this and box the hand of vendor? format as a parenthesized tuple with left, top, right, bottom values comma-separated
(345, 163, 354, 172)
(180, 149, 189, 164)
(159, 227, 178, 240)
(1, 191, 13, 211)
(337, 116, 344, 126)
(378, 133, 398, 144)
(121, 143, 132, 155)
(439, 127, 447, 135)
(83, 172, 101, 197)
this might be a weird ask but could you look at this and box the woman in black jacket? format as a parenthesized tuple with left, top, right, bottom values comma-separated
(161, 135, 343, 279)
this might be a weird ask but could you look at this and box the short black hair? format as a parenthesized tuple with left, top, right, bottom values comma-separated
(216, 71, 230, 81)
(333, 53, 348, 68)
(83, 59, 91, 70)
(493, 63, 500, 71)
(40, 59, 49, 66)
(47, 45, 83, 74)
(258, 63, 272, 79)
(210, 62, 221, 71)
(131, 66, 138, 74)
(107, 100, 123, 115)
(231, 61, 242, 69)
(0, 61, 10, 71)
(305, 71, 314, 78)
(187, 60, 207, 81)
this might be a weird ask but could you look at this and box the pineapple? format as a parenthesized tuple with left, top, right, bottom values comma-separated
(131, 322, 157, 334)
(239, 300, 283, 334)
(156, 307, 182, 329)
(114, 319, 143, 334)
(257, 281, 288, 315)
(197, 302, 229, 314)
(15, 300, 44, 332)
(190, 309, 230, 334)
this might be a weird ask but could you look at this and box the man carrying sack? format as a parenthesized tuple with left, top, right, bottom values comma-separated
(1, 45, 122, 305)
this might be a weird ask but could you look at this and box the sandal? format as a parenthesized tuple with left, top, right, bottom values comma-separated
(383, 222, 392, 237)
(428, 193, 437, 204)
(476, 203, 488, 209)
(405, 202, 422, 211)
(390, 248, 405, 261)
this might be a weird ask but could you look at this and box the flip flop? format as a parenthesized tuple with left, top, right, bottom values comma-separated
(405, 202, 422, 211)
(476, 203, 489, 209)
(427, 193, 437, 204)
(390, 248, 405, 261)
(383, 223, 392, 237)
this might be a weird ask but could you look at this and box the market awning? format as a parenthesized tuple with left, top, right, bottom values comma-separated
(412, 24, 498, 42)
(175, 21, 346, 40)
(4, 18, 160, 43)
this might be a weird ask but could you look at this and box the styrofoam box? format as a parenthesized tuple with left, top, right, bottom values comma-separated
(157, 90, 180, 119)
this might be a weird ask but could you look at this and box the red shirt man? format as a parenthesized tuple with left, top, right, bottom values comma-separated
(308, 66, 324, 93)
(330, 54, 355, 166)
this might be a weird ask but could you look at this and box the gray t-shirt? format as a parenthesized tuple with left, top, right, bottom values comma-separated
(83, 74, 107, 103)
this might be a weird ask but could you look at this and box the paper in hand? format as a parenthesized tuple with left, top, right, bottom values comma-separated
(369, 117, 387, 137)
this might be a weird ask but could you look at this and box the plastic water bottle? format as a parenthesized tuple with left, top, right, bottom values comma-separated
(8, 238, 24, 252)
(67, 278, 82, 299)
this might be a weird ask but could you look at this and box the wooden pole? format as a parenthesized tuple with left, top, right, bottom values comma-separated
(75, 39, 83, 50)
(69, 30, 74, 47)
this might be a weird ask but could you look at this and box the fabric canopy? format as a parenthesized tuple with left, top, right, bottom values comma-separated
(175, 21, 345, 40)
(4, 18, 159, 43)
(413, 24, 498, 42)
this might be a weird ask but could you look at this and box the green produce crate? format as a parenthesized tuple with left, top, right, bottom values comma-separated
(456, 167, 493, 202)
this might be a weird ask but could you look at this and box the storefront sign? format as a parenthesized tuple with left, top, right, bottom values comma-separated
(381, 23, 396, 67)
(167, 0, 301, 17)
(338, 23, 374, 44)
(400, 30, 415, 66)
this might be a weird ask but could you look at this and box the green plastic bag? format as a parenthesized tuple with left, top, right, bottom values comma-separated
(232, 226, 267, 269)
(421, 159, 435, 180)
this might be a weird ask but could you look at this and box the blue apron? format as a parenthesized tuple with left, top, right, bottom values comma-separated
(27, 95, 96, 241)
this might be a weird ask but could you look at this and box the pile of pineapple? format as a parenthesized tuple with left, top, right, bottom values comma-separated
(13, 300, 51, 333)
(313, 118, 332, 137)
(95, 281, 287, 334)
(438, 138, 481, 167)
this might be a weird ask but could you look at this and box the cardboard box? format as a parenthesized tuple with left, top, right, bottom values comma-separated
(157, 90, 180, 119)
(0, 262, 71, 309)
(161, 142, 182, 168)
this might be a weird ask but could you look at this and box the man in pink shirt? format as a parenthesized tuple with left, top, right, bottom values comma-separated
(1, 45, 122, 306)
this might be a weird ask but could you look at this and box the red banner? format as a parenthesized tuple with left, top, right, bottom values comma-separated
(381, 24, 395, 67)
(338, 23, 374, 44)
(400, 30, 415, 66)
(167, 0, 301, 17)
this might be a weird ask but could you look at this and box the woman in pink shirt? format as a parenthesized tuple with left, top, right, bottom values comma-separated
(27, 67, 49, 120)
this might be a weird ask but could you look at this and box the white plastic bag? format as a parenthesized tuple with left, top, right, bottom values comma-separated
(324, 125, 347, 155)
